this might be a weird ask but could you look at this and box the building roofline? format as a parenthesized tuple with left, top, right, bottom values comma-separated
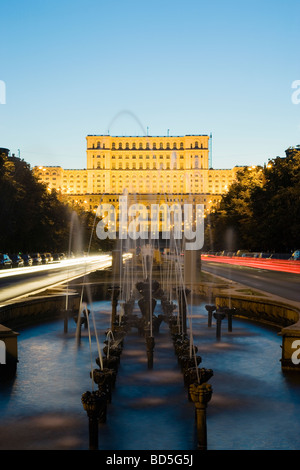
(86, 134, 210, 138)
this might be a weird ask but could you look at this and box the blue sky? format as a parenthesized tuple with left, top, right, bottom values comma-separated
(0, 0, 299, 170)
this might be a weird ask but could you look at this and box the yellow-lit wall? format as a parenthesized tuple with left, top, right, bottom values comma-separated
(34, 134, 238, 214)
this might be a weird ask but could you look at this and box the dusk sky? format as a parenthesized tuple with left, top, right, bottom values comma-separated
(1, 0, 300, 170)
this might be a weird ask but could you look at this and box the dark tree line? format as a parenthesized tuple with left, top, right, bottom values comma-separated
(0, 151, 113, 254)
(204, 146, 300, 254)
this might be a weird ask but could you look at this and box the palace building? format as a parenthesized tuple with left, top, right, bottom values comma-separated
(34, 134, 240, 217)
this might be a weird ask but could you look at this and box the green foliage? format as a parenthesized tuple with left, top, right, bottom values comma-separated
(204, 148, 300, 253)
(0, 153, 112, 254)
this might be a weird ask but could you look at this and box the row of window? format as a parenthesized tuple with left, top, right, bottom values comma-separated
(91, 154, 204, 160)
(71, 196, 220, 204)
(42, 173, 232, 182)
(41, 170, 231, 178)
(91, 141, 206, 150)
(105, 163, 205, 170)
(79, 203, 214, 211)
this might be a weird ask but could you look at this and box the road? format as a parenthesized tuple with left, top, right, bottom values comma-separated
(0, 254, 114, 305)
(201, 256, 300, 303)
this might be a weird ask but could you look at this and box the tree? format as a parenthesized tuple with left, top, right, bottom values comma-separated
(204, 166, 264, 252)
(203, 147, 300, 253)
(0, 153, 113, 254)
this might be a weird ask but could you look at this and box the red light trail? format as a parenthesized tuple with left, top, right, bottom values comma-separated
(202, 255, 300, 274)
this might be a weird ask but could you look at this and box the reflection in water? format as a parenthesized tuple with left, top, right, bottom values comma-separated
(0, 300, 300, 450)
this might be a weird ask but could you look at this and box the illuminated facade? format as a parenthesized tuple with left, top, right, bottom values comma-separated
(34, 134, 239, 214)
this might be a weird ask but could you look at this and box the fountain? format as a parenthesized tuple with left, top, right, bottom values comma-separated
(74, 304, 90, 339)
(136, 277, 160, 368)
(189, 382, 213, 450)
(62, 210, 84, 333)
(213, 308, 226, 340)
(81, 390, 107, 450)
(205, 304, 216, 327)
(76, 112, 215, 449)
(226, 307, 236, 332)
(174, 286, 190, 336)
(107, 285, 121, 332)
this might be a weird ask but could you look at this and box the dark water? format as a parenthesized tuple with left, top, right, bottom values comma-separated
(0, 299, 300, 450)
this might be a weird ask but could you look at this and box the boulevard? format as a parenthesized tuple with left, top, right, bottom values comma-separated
(201, 256, 300, 303)
(1, 252, 299, 305)
(0, 254, 113, 305)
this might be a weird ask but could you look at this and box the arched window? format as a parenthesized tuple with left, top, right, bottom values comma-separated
(119, 143, 123, 149)
(97, 141, 100, 148)
(180, 142, 184, 149)
(112, 143, 116, 149)
(126, 142, 129, 149)
(160, 142, 163, 149)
